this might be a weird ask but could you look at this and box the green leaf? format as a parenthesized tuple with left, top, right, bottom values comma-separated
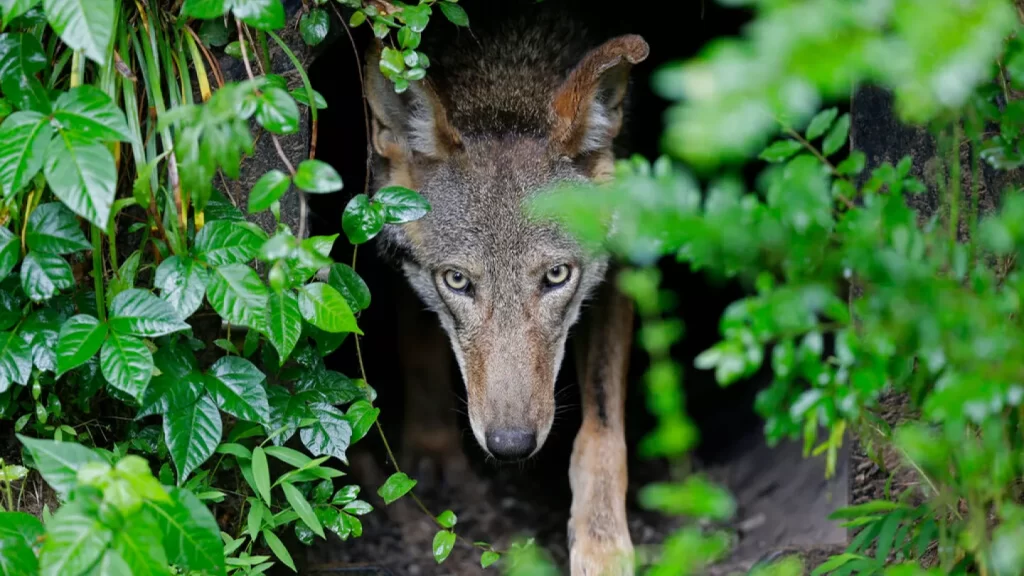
(293, 159, 342, 194)
(481, 550, 500, 568)
(373, 185, 431, 223)
(263, 445, 311, 468)
(0, 228, 16, 281)
(100, 332, 153, 399)
(154, 256, 209, 320)
(231, 0, 286, 30)
(0, 34, 49, 113)
(193, 220, 268, 266)
(108, 288, 190, 337)
(20, 252, 73, 302)
(251, 446, 272, 506)
(42, 0, 114, 63)
(111, 510, 170, 576)
(438, 2, 469, 26)
(247, 169, 291, 213)
(341, 194, 383, 244)
(0, 515, 40, 575)
(53, 86, 131, 142)
(345, 400, 379, 443)
(299, 8, 330, 46)
(804, 107, 838, 141)
(282, 482, 325, 539)
(298, 282, 361, 334)
(0, 0, 40, 26)
(137, 371, 205, 419)
(164, 393, 222, 483)
(300, 402, 352, 463)
(144, 487, 226, 574)
(0, 330, 31, 393)
(758, 140, 802, 163)
(836, 150, 867, 176)
(206, 356, 271, 425)
(822, 113, 851, 157)
(432, 530, 456, 564)
(198, 17, 230, 45)
(289, 88, 327, 110)
(39, 498, 112, 576)
(0, 110, 49, 197)
(56, 314, 107, 376)
(436, 510, 457, 528)
(206, 263, 269, 328)
(255, 87, 299, 135)
(265, 290, 302, 361)
(377, 472, 416, 505)
(43, 132, 116, 229)
(328, 263, 371, 312)
(25, 202, 90, 255)
(262, 529, 296, 572)
(17, 435, 105, 498)
(181, 0, 226, 19)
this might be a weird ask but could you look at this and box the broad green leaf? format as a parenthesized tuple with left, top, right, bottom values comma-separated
(758, 140, 802, 163)
(106, 249, 142, 304)
(109, 288, 190, 337)
(42, 0, 114, 63)
(265, 290, 301, 361)
(289, 88, 327, 110)
(433, 530, 456, 564)
(328, 263, 371, 312)
(251, 446, 272, 506)
(0, 511, 43, 548)
(198, 17, 230, 45)
(255, 87, 299, 135)
(53, 86, 131, 142)
(193, 220, 267, 266)
(231, 0, 286, 30)
(56, 314, 107, 376)
(137, 371, 206, 419)
(481, 550, 500, 568)
(0, 0, 40, 26)
(111, 510, 170, 576)
(100, 332, 154, 399)
(343, 500, 372, 516)
(206, 356, 271, 425)
(436, 510, 457, 528)
(24, 308, 57, 372)
(822, 113, 851, 157)
(17, 435, 105, 498)
(805, 107, 838, 141)
(293, 159, 342, 194)
(266, 386, 307, 445)
(0, 34, 49, 113)
(282, 481, 324, 539)
(377, 472, 416, 505)
(0, 227, 18, 281)
(262, 529, 296, 571)
(836, 150, 867, 176)
(206, 263, 269, 328)
(299, 8, 330, 46)
(0, 110, 49, 197)
(25, 202, 90, 255)
(373, 185, 430, 223)
(20, 252, 73, 302)
(298, 283, 361, 334)
(164, 393, 222, 483)
(247, 169, 291, 213)
(43, 132, 116, 228)
(263, 445, 312, 468)
(0, 329, 30, 392)
(144, 487, 226, 574)
(154, 256, 209, 320)
(181, 0, 226, 19)
(438, 2, 469, 26)
(39, 499, 112, 576)
(345, 400, 379, 443)
(341, 194, 383, 244)
(300, 402, 352, 463)
(0, 527, 39, 575)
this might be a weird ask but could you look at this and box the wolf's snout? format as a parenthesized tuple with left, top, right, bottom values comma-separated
(485, 428, 537, 461)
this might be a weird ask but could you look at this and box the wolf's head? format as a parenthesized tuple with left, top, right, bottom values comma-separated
(365, 25, 648, 461)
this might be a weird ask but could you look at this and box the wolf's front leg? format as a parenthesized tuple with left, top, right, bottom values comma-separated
(569, 282, 635, 576)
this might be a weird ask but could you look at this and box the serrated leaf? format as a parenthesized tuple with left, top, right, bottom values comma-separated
(438, 2, 468, 26)
(822, 113, 851, 157)
(251, 446, 272, 506)
(255, 87, 299, 135)
(300, 8, 330, 46)
(17, 435, 105, 498)
(247, 169, 291, 213)
(108, 288, 190, 337)
(164, 393, 222, 483)
(0, 110, 49, 197)
(42, 0, 114, 63)
(206, 263, 269, 328)
(282, 482, 324, 539)
(231, 0, 286, 30)
(25, 202, 90, 255)
(265, 290, 301, 361)
(0, 34, 49, 113)
(345, 400, 379, 443)
(341, 194, 383, 244)
(373, 185, 431, 224)
(20, 252, 73, 302)
(432, 530, 456, 564)
(206, 356, 271, 425)
(805, 107, 838, 141)
(43, 132, 116, 229)
(144, 487, 226, 574)
(38, 498, 112, 576)
(377, 472, 416, 505)
(100, 332, 153, 399)
(298, 282, 360, 334)
(194, 220, 267, 266)
(293, 159, 342, 194)
(300, 402, 351, 463)
(154, 256, 209, 320)
(327, 263, 370, 312)
(56, 314, 107, 376)
(53, 86, 131, 142)
(262, 529, 296, 571)
(758, 140, 802, 163)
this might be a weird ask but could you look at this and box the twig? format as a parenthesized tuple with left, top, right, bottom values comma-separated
(334, 3, 373, 199)
(783, 126, 858, 210)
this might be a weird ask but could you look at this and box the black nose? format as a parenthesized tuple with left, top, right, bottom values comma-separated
(485, 429, 537, 461)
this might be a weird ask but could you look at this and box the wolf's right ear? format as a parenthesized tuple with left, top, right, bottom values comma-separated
(364, 43, 462, 161)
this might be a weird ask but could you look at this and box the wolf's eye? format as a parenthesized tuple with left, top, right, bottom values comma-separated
(443, 269, 470, 292)
(544, 264, 571, 287)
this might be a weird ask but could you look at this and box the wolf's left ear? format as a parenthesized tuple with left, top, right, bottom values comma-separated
(549, 35, 649, 158)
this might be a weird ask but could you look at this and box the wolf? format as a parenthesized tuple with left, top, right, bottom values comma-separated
(363, 2, 649, 573)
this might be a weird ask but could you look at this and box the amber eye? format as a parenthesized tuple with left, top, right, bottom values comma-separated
(544, 264, 571, 287)
(443, 269, 470, 292)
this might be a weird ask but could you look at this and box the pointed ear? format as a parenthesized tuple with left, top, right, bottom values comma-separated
(364, 42, 462, 161)
(549, 35, 649, 158)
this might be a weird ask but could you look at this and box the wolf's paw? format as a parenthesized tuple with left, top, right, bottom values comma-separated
(568, 518, 635, 576)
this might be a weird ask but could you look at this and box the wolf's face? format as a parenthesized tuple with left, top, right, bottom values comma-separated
(365, 34, 648, 461)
